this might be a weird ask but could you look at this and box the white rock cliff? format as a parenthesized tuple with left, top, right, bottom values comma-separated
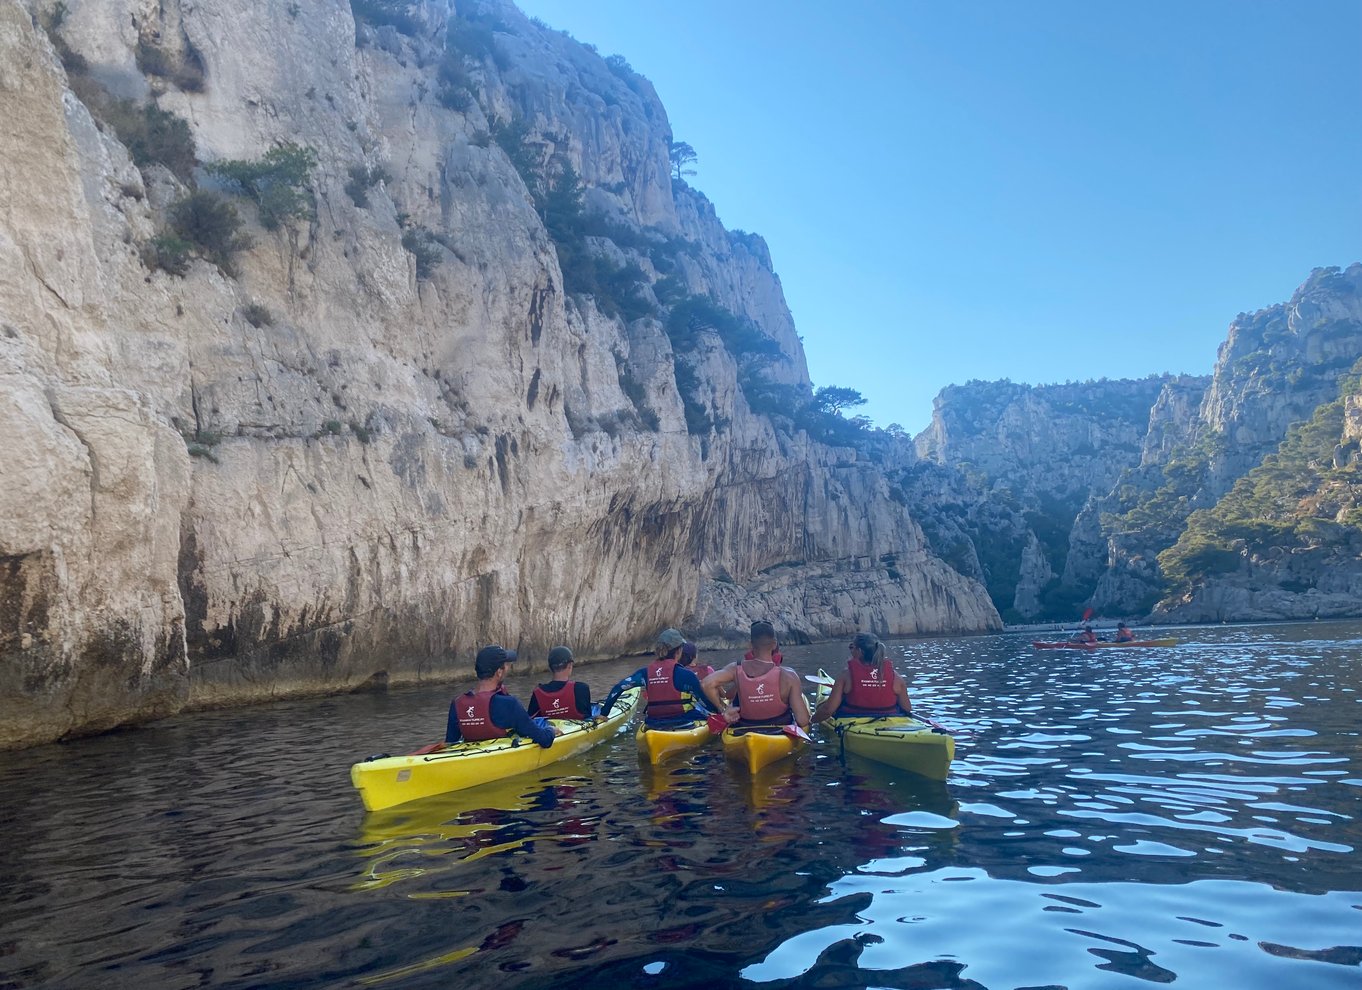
(0, 0, 998, 747)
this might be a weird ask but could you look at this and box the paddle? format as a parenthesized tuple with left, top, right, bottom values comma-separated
(1062, 607, 1096, 644)
(783, 724, 812, 742)
(706, 713, 729, 735)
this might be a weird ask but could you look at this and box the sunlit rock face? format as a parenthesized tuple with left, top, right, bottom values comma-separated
(903, 265, 1362, 624)
(0, 0, 996, 747)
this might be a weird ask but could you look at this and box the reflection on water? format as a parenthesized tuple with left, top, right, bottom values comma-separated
(0, 621, 1359, 988)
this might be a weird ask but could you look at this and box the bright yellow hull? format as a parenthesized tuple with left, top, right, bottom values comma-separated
(350, 688, 641, 812)
(721, 727, 802, 773)
(635, 720, 714, 764)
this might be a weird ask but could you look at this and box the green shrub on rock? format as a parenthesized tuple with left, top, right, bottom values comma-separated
(167, 191, 251, 273)
(401, 225, 443, 280)
(209, 143, 318, 230)
(344, 163, 388, 207)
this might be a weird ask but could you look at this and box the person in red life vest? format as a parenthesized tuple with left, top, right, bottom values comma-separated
(527, 646, 594, 720)
(445, 645, 559, 746)
(1069, 625, 1099, 645)
(680, 641, 715, 680)
(814, 632, 912, 721)
(599, 628, 713, 727)
(1114, 622, 1136, 643)
(701, 620, 811, 730)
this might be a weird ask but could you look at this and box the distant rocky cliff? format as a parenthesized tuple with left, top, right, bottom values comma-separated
(905, 376, 1171, 621)
(0, 0, 996, 747)
(905, 265, 1362, 624)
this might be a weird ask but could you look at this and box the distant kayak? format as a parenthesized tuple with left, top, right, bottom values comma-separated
(810, 669, 954, 780)
(636, 720, 715, 764)
(1031, 638, 1178, 650)
(722, 725, 805, 773)
(351, 687, 642, 811)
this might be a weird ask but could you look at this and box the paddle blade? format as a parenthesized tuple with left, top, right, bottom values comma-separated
(706, 713, 729, 735)
(783, 724, 811, 742)
(1082, 607, 1094, 621)
(804, 673, 835, 687)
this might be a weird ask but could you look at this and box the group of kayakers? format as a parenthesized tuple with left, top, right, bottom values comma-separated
(445, 621, 917, 748)
(1069, 621, 1137, 645)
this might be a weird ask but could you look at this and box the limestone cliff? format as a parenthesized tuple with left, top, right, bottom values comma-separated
(0, 0, 996, 747)
(904, 266, 1362, 623)
(906, 377, 1170, 620)
(1155, 375, 1362, 622)
(1097, 265, 1362, 615)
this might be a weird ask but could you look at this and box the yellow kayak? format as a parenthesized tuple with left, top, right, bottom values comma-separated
(721, 726, 805, 773)
(812, 669, 954, 781)
(635, 720, 715, 764)
(350, 688, 641, 811)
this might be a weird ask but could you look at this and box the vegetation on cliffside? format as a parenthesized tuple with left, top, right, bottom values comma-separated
(1159, 364, 1362, 592)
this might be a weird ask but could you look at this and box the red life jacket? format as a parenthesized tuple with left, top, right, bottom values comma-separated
(456, 689, 507, 741)
(744, 650, 783, 665)
(736, 664, 789, 721)
(645, 658, 686, 718)
(531, 681, 586, 720)
(844, 658, 900, 714)
(692, 663, 715, 680)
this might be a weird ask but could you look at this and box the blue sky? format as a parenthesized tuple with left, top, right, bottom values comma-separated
(515, 0, 1362, 432)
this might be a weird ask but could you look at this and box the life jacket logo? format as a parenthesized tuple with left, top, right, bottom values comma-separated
(550, 700, 565, 712)
(868, 669, 880, 681)
(654, 667, 664, 677)
(465, 705, 476, 718)
(756, 683, 767, 695)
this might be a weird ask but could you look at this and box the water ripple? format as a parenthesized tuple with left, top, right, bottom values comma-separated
(0, 621, 1359, 988)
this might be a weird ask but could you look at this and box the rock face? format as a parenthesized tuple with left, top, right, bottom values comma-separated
(1098, 265, 1362, 616)
(906, 377, 1170, 621)
(904, 265, 1362, 624)
(0, 0, 997, 747)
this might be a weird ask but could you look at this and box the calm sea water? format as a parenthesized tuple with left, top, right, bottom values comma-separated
(1, 621, 1359, 989)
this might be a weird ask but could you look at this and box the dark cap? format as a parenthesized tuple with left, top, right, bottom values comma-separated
(680, 641, 697, 664)
(547, 645, 574, 671)
(475, 644, 517, 678)
(750, 620, 776, 642)
(656, 628, 685, 651)
(1117, 621, 1129, 628)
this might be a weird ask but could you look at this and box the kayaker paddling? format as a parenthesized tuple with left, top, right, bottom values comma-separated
(813, 633, 912, 722)
(600, 628, 714, 726)
(1114, 622, 1136, 643)
(702, 621, 811, 731)
(1070, 625, 1099, 645)
(445, 645, 559, 746)
(527, 646, 593, 720)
